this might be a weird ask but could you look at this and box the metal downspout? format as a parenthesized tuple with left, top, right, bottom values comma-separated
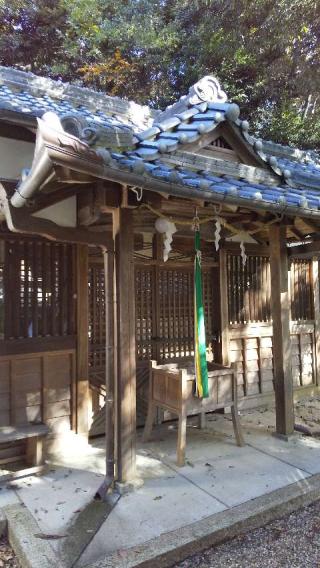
(10, 150, 52, 208)
(96, 246, 116, 499)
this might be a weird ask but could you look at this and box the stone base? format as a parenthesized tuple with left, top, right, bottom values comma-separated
(272, 431, 296, 442)
(114, 477, 144, 495)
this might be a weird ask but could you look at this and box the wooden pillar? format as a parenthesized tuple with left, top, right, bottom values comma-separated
(269, 225, 294, 436)
(76, 244, 89, 436)
(219, 249, 230, 366)
(113, 208, 136, 483)
(312, 257, 320, 385)
(103, 248, 115, 482)
(152, 233, 162, 361)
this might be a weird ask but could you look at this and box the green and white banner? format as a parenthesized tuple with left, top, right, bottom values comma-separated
(194, 229, 209, 398)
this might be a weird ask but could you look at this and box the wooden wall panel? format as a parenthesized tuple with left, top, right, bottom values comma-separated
(0, 350, 75, 436)
(229, 322, 316, 404)
(11, 357, 42, 425)
(43, 351, 73, 434)
(290, 331, 314, 387)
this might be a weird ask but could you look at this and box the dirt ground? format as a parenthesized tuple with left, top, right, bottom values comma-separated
(0, 537, 19, 568)
(295, 395, 320, 434)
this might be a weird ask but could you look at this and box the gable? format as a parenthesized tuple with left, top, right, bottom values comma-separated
(174, 122, 266, 168)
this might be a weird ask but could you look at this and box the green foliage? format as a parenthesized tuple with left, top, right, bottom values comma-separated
(0, 0, 69, 76)
(0, 0, 320, 149)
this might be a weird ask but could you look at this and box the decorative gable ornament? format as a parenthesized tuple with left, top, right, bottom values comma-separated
(188, 76, 228, 105)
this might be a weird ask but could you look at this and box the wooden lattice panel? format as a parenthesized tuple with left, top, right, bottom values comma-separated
(135, 266, 216, 361)
(290, 259, 313, 321)
(135, 267, 153, 360)
(227, 254, 313, 326)
(88, 264, 106, 375)
(158, 268, 194, 359)
(227, 254, 271, 324)
(3, 237, 75, 340)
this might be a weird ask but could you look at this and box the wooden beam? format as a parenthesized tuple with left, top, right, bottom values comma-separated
(288, 240, 320, 258)
(76, 245, 89, 436)
(219, 249, 230, 366)
(0, 185, 112, 247)
(113, 208, 136, 483)
(269, 225, 294, 436)
(295, 217, 320, 235)
(29, 185, 83, 213)
(222, 242, 270, 256)
(312, 258, 320, 386)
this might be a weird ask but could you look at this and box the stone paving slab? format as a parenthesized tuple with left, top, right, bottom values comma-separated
(161, 439, 309, 508)
(0, 487, 19, 509)
(78, 460, 226, 567)
(208, 413, 320, 475)
(3, 406, 320, 568)
(11, 466, 105, 538)
(83, 473, 320, 568)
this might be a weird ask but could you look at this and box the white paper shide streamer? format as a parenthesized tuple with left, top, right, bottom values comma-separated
(214, 217, 222, 251)
(239, 233, 247, 266)
(155, 217, 177, 262)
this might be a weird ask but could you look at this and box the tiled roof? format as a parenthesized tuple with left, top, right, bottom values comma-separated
(132, 97, 292, 181)
(0, 66, 155, 146)
(2, 68, 320, 219)
(133, 102, 240, 158)
(95, 149, 320, 216)
(256, 139, 320, 189)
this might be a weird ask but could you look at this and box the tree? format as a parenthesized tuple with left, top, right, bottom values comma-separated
(0, 0, 69, 77)
(0, 0, 319, 149)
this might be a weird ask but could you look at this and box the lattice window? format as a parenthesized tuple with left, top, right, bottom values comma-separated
(290, 259, 313, 321)
(88, 264, 106, 375)
(227, 254, 271, 324)
(135, 266, 216, 361)
(135, 267, 153, 360)
(3, 237, 75, 340)
(158, 268, 194, 359)
(210, 137, 232, 149)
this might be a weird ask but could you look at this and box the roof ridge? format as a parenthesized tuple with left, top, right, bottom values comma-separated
(0, 66, 156, 127)
(258, 138, 320, 165)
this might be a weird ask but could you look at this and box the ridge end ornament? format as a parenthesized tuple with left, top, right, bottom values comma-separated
(188, 76, 228, 105)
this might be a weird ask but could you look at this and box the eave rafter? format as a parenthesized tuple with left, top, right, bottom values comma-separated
(0, 183, 112, 248)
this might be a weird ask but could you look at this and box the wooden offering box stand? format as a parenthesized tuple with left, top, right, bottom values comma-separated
(143, 360, 244, 466)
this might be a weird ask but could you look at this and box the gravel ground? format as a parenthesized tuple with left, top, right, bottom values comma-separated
(174, 500, 320, 568)
(0, 537, 19, 568)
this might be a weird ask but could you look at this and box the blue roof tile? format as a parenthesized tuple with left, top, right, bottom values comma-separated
(2, 68, 320, 220)
(104, 151, 320, 217)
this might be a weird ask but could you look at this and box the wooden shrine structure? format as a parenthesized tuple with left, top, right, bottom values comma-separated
(0, 67, 320, 485)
